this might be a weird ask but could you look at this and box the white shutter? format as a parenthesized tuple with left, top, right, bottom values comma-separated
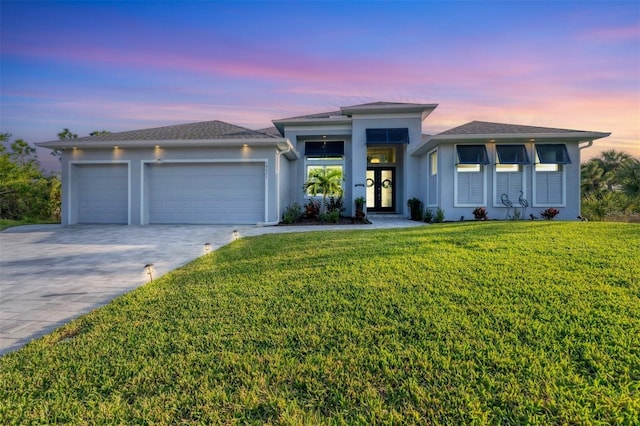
(457, 171, 484, 205)
(536, 171, 563, 205)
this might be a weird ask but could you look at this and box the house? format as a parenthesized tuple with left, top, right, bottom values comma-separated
(36, 102, 610, 225)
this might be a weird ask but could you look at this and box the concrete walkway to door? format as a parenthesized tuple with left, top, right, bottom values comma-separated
(0, 217, 424, 356)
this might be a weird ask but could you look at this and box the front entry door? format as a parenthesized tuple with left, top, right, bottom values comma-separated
(366, 167, 395, 212)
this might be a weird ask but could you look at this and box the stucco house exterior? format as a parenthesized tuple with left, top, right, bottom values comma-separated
(37, 101, 610, 225)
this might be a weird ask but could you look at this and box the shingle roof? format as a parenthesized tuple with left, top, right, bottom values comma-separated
(255, 126, 282, 137)
(64, 120, 278, 142)
(438, 121, 584, 136)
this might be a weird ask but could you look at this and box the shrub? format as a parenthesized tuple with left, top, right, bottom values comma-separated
(540, 208, 560, 220)
(304, 199, 320, 219)
(327, 196, 345, 214)
(424, 208, 434, 223)
(434, 207, 445, 223)
(472, 207, 488, 220)
(282, 203, 302, 224)
(319, 210, 339, 223)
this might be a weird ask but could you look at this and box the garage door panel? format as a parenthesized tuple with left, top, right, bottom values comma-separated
(148, 163, 264, 224)
(75, 164, 128, 224)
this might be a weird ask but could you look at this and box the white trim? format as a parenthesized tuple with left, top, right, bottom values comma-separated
(531, 145, 567, 208)
(427, 148, 438, 207)
(68, 160, 131, 225)
(453, 145, 487, 207)
(140, 159, 269, 225)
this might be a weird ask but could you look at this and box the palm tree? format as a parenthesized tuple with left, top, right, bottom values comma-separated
(618, 158, 640, 199)
(303, 168, 343, 213)
(597, 150, 634, 191)
(581, 159, 606, 195)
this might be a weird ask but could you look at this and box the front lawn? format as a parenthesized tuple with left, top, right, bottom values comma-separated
(1, 222, 639, 424)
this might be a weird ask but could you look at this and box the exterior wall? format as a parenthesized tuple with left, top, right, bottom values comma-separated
(60, 145, 286, 225)
(426, 141, 581, 221)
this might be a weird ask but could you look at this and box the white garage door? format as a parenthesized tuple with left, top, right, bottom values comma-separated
(76, 163, 128, 224)
(148, 162, 265, 224)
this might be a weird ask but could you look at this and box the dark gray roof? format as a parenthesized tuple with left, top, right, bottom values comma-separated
(438, 121, 584, 136)
(255, 126, 283, 137)
(60, 120, 278, 142)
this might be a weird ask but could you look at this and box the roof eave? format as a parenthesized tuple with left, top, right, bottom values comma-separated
(341, 103, 438, 116)
(35, 137, 294, 150)
(272, 116, 353, 134)
(410, 131, 611, 156)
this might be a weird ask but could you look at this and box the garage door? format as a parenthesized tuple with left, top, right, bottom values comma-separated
(147, 162, 265, 224)
(76, 163, 128, 224)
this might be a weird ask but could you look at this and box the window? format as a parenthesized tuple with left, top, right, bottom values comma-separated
(455, 145, 486, 206)
(304, 141, 344, 197)
(533, 144, 568, 206)
(305, 141, 344, 156)
(428, 149, 438, 206)
(366, 128, 410, 144)
(494, 145, 528, 205)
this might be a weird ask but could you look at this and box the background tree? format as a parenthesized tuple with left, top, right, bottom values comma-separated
(90, 130, 111, 136)
(51, 128, 79, 160)
(581, 149, 639, 222)
(0, 134, 61, 221)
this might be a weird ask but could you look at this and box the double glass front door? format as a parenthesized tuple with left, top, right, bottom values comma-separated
(366, 167, 395, 211)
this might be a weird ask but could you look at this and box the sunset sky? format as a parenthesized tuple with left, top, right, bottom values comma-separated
(1, 0, 638, 171)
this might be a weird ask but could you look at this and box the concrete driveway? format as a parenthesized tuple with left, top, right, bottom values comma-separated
(0, 217, 424, 356)
(0, 224, 254, 355)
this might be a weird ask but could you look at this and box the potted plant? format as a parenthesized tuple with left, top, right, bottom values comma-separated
(354, 196, 366, 219)
(407, 197, 423, 221)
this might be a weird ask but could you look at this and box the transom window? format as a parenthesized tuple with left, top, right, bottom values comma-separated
(366, 128, 409, 144)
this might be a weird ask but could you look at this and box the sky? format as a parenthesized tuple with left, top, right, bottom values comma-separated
(1, 0, 639, 172)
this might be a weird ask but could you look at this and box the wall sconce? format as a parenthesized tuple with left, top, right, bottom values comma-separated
(232, 230, 239, 240)
(144, 263, 154, 282)
(204, 242, 211, 253)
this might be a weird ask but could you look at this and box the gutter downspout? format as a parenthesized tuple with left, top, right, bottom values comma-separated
(264, 141, 296, 226)
(579, 140, 593, 150)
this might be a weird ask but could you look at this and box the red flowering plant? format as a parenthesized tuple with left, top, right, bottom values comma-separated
(472, 207, 488, 220)
(540, 208, 560, 220)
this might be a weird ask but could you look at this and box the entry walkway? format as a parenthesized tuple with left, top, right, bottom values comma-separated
(0, 217, 424, 355)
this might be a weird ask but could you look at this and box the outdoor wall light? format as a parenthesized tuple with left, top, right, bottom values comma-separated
(144, 263, 155, 282)
(204, 242, 211, 253)
(232, 230, 239, 240)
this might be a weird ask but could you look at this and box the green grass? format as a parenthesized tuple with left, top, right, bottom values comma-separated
(1, 222, 639, 424)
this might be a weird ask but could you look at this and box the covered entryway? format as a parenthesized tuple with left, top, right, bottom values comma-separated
(146, 162, 265, 224)
(74, 163, 129, 224)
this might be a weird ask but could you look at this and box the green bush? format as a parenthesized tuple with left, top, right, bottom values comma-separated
(282, 203, 303, 224)
(433, 207, 445, 223)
